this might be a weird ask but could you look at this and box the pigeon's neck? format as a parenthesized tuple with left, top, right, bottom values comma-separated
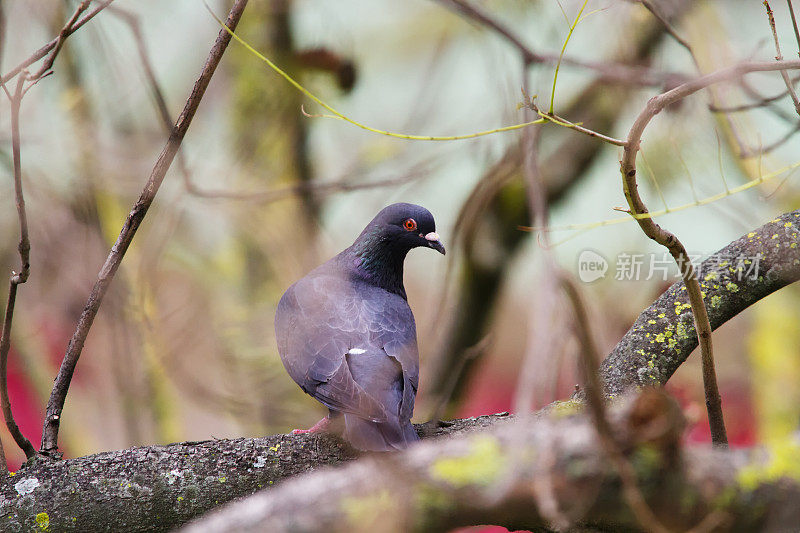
(345, 231, 408, 299)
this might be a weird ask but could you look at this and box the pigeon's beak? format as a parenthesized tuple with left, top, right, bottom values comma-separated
(424, 232, 446, 255)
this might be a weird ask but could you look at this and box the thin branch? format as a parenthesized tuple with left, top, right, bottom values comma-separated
(527, 96, 627, 147)
(514, 65, 563, 413)
(787, 0, 800, 57)
(110, 6, 421, 204)
(707, 75, 800, 112)
(638, 0, 694, 56)
(177, 169, 427, 203)
(0, 0, 115, 84)
(739, 121, 800, 158)
(739, 76, 799, 123)
(28, 0, 91, 80)
(765, 1, 800, 115)
(39, 0, 251, 456)
(436, 0, 537, 63)
(0, 75, 37, 460)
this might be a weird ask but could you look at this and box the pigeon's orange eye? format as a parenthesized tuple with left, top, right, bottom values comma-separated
(403, 218, 417, 231)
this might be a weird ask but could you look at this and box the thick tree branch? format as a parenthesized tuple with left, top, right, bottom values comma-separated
(39, 0, 250, 456)
(599, 209, 800, 396)
(182, 390, 796, 533)
(0, 415, 506, 532)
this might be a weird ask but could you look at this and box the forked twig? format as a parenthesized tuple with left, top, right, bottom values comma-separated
(526, 95, 626, 147)
(1, 0, 115, 84)
(28, 1, 91, 80)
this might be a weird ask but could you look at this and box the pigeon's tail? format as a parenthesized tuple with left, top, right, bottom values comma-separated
(343, 413, 419, 451)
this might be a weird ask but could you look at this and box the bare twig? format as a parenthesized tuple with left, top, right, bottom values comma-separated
(0, 75, 37, 460)
(108, 6, 200, 196)
(621, 164, 727, 450)
(0, 0, 115, 85)
(739, 76, 799, 123)
(638, 0, 694, 56)
(110, 6, 420, 204)
(178, 170, 426, 203)
(787, 0, 800, 56)
(740, 121, 800, 158)
(428, 335, 492, 423)
(39, 0, 251, 456)
(28, 0, 91, 81)
(708, 75, 800, 112)
(765, 1, 800, 115)
(526, 96, 627, 147)
(515, 69, 564, 413)
(437, 0, 536, 63)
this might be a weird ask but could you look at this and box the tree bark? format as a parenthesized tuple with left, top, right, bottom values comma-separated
(0, 415, 508, 532)
(179, 390, 800, 533)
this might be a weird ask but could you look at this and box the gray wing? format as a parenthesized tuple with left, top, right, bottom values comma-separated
(275, 272, 419, 424)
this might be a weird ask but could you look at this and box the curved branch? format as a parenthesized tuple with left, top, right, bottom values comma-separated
(614, 57, 800, 447)
(599, 209, 800, 396)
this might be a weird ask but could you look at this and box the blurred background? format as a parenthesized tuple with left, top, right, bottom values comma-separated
(1, 0, 799, 471)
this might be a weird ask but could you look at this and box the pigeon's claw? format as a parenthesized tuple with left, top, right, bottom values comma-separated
(291, 416, 333, 435)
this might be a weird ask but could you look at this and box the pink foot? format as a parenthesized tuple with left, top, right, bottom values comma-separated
(291, 417, 332, 435)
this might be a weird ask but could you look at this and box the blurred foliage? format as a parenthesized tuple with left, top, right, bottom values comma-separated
(748, 289, 800, 445)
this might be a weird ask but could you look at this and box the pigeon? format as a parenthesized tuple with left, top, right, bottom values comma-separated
(274, 203, 445, 451)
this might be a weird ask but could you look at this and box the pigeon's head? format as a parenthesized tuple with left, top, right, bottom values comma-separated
(358, 203, 445, 255)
